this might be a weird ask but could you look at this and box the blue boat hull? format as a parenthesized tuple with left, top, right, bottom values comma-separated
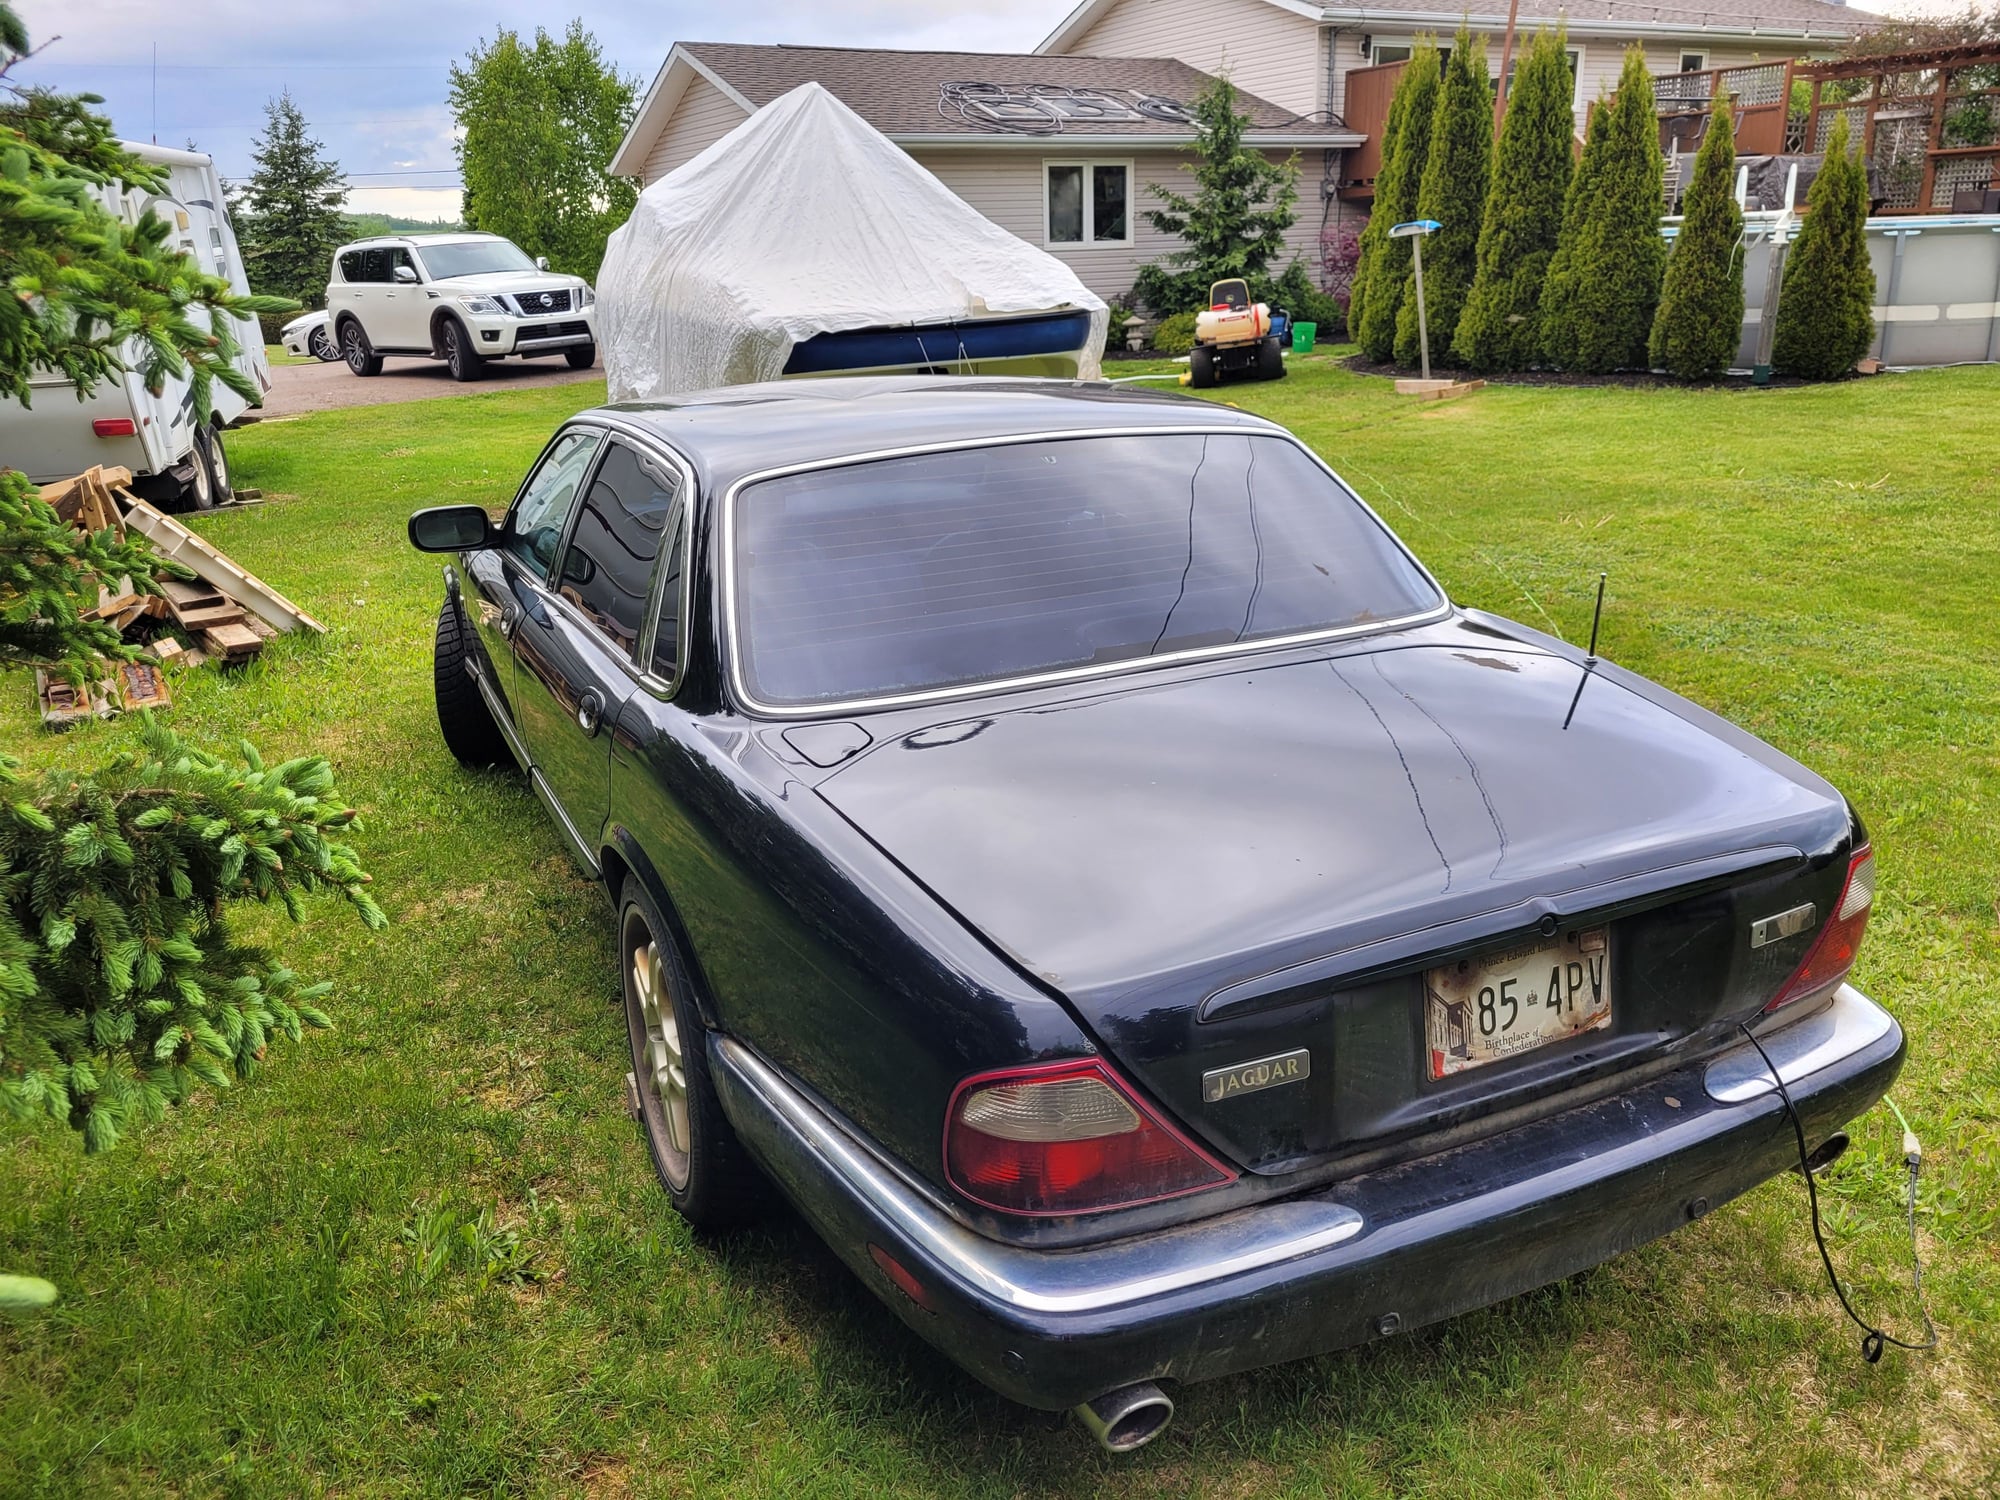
(782, 309, 1096, 377)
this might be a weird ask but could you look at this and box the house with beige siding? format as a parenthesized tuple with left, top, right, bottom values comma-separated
(611, 1, 1879, 306)
(608, 43, 1358, 304)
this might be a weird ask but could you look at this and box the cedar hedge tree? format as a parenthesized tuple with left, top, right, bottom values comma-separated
(1344, 60, 1418, 342)
(1772, 116, 1876, 380)
(1649, 98, 1745, 380)
(234, 91, 349, 313)
(1455, 28, 1575, 371)
(1135, 76, 1300, 317)
(1355, 39, 1442, 363)
(0, 8, 386, 1156)
(1396, 26, 1492, 369)
(1541, 46, 1666, 373)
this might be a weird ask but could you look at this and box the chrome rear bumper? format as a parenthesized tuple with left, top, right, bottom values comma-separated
(710, 985, 1904, 1409)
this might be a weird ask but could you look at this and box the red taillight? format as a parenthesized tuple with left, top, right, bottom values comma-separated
(943, 1058, 1234, 1216)
(1766, 846, 1875, 1012)
(92, 418, 137, 437)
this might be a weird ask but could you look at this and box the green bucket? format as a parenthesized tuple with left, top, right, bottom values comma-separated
(1292, 321, 1317, 354)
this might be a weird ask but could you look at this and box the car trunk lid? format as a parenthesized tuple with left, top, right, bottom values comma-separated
(814, 643, 1853, 1172)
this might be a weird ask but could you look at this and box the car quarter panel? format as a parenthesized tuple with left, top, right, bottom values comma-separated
(605, 693, 1099, 1195)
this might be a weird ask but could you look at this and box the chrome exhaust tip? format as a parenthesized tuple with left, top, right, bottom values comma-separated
(1801, 1130, 1851, 1175)
(1073, 1380, 1174, 1454)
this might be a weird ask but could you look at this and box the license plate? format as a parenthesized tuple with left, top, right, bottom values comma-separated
(1425, 927, 1611, 1080)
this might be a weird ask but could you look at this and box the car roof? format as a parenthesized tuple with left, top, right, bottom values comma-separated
(335, 232, 505, 252)
(588, 377, 1283, 495)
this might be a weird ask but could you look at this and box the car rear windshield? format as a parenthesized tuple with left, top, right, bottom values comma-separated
(732, 432, 1443, 708)
(415, 240, 537, 280)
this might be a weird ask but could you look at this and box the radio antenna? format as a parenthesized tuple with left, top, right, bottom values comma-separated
(1564, 572, 1608, 732)
(1585, 571, 1607, 664)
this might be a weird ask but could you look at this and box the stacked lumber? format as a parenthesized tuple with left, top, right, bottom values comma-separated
(31, 463, 326, 728)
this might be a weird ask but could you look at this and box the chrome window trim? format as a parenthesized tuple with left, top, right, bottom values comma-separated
(540, 416, 698, 702)
(718, 424, 1453, 721)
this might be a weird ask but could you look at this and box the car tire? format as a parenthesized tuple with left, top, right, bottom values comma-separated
(341, 319, 383, 377)
(1257, 335, 1286, 381)
(432, 600, 512, 768)
(441, 318, 487, 383)
(194, 422, 234, 507)
(309, 326, 340, 362)
(1189, 345, 1217, 389)
(620, 878, 763, 1232)
(565, 343, 597, 370)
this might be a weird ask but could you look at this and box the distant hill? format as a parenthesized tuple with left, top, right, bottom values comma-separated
(343, 213, 468, 238)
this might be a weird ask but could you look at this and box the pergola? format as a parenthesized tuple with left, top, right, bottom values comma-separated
(1650, 41, 2000, 214)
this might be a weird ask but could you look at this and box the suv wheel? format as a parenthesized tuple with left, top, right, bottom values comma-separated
(620, 880, 763, 1231)
(432, 601, 512, 768)
(442, 318, 487, 382)
(342, 319, 383, 377)
(565, 342, 597, 370)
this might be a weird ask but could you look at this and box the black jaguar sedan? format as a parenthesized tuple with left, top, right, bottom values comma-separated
(409, 378, 1902, 1452)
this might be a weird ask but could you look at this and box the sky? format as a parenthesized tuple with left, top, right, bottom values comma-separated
(14, 0, 1966, 221)
(13, 0, 1082, 219)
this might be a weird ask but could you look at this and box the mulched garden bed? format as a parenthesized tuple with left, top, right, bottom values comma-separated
(1340, 353, 1840, 390)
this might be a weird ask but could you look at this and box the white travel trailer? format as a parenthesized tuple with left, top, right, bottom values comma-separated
(1, 142, 271, 509)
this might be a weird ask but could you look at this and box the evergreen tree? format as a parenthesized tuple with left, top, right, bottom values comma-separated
(1540, 46, 1666, 372)
(1649, 98, 1745, 379)
(1355, 40, 1441, 363)
(1345, 64, 1418, 343)
(1133, 76, 1299, 316)
(234, 92, 349, 309)
(0, 9, 384, 1156)
(1455, 29, 1575, 371)
(1395, 27, 1491, 368)
(1771, 117, 1876, 380)
(449, 22, 638, 280)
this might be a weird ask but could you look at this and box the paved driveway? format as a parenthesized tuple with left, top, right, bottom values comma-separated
(259, 354, 601, 418)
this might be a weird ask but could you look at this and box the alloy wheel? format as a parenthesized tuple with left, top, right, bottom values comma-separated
(628, 913, 692, 1189)
(344, 324, 367, 371)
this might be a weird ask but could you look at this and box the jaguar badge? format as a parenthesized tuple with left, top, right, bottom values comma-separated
(1202, 1048, 1310, 1103)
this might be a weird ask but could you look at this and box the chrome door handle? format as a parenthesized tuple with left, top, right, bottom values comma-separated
(500, 601, 520, 638)
(577, 688, 603, 736)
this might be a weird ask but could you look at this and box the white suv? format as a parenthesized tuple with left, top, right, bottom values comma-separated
(326, 232, 597, 381)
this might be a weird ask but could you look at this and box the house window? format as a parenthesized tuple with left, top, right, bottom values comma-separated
(1370, 38, 1453, 69)
(1679, 51, 1708, 74)
(1045, 161, 1131, 246)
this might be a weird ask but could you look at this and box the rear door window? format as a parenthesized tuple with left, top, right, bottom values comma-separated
(553, 440, 681, 660)
(505, 429, 602, 581)
(732, 432, 1442, 708)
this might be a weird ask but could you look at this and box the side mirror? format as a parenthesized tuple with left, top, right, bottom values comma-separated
(393, 263, 419, 285)
(535, 255, 550, 271)
(408, 505, 498, 553)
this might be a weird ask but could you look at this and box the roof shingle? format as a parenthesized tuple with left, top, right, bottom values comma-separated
(680, 43, 1345, 140)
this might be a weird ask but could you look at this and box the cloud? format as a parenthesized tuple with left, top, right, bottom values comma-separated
(13, 0, 1076, 211)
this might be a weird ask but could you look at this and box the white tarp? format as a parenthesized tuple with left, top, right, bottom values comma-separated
(598, 82, 1107, 401)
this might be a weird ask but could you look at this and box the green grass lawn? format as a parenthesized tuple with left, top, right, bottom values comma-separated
(3, 355, 1996, 1497)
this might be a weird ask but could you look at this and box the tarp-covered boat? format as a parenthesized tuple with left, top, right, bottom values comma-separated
(597, 82, 1107, 401)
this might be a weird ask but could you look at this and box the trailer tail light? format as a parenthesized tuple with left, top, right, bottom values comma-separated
(92, 418, 137, 437)
(944, 1058, 1234, 1216)
(1766, 846, 1875, 1012)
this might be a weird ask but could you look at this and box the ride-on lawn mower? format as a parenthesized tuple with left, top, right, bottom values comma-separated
(1185, 277, 1287, 389)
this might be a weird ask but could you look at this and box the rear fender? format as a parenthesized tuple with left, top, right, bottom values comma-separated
(599, 823, 722, 1031)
